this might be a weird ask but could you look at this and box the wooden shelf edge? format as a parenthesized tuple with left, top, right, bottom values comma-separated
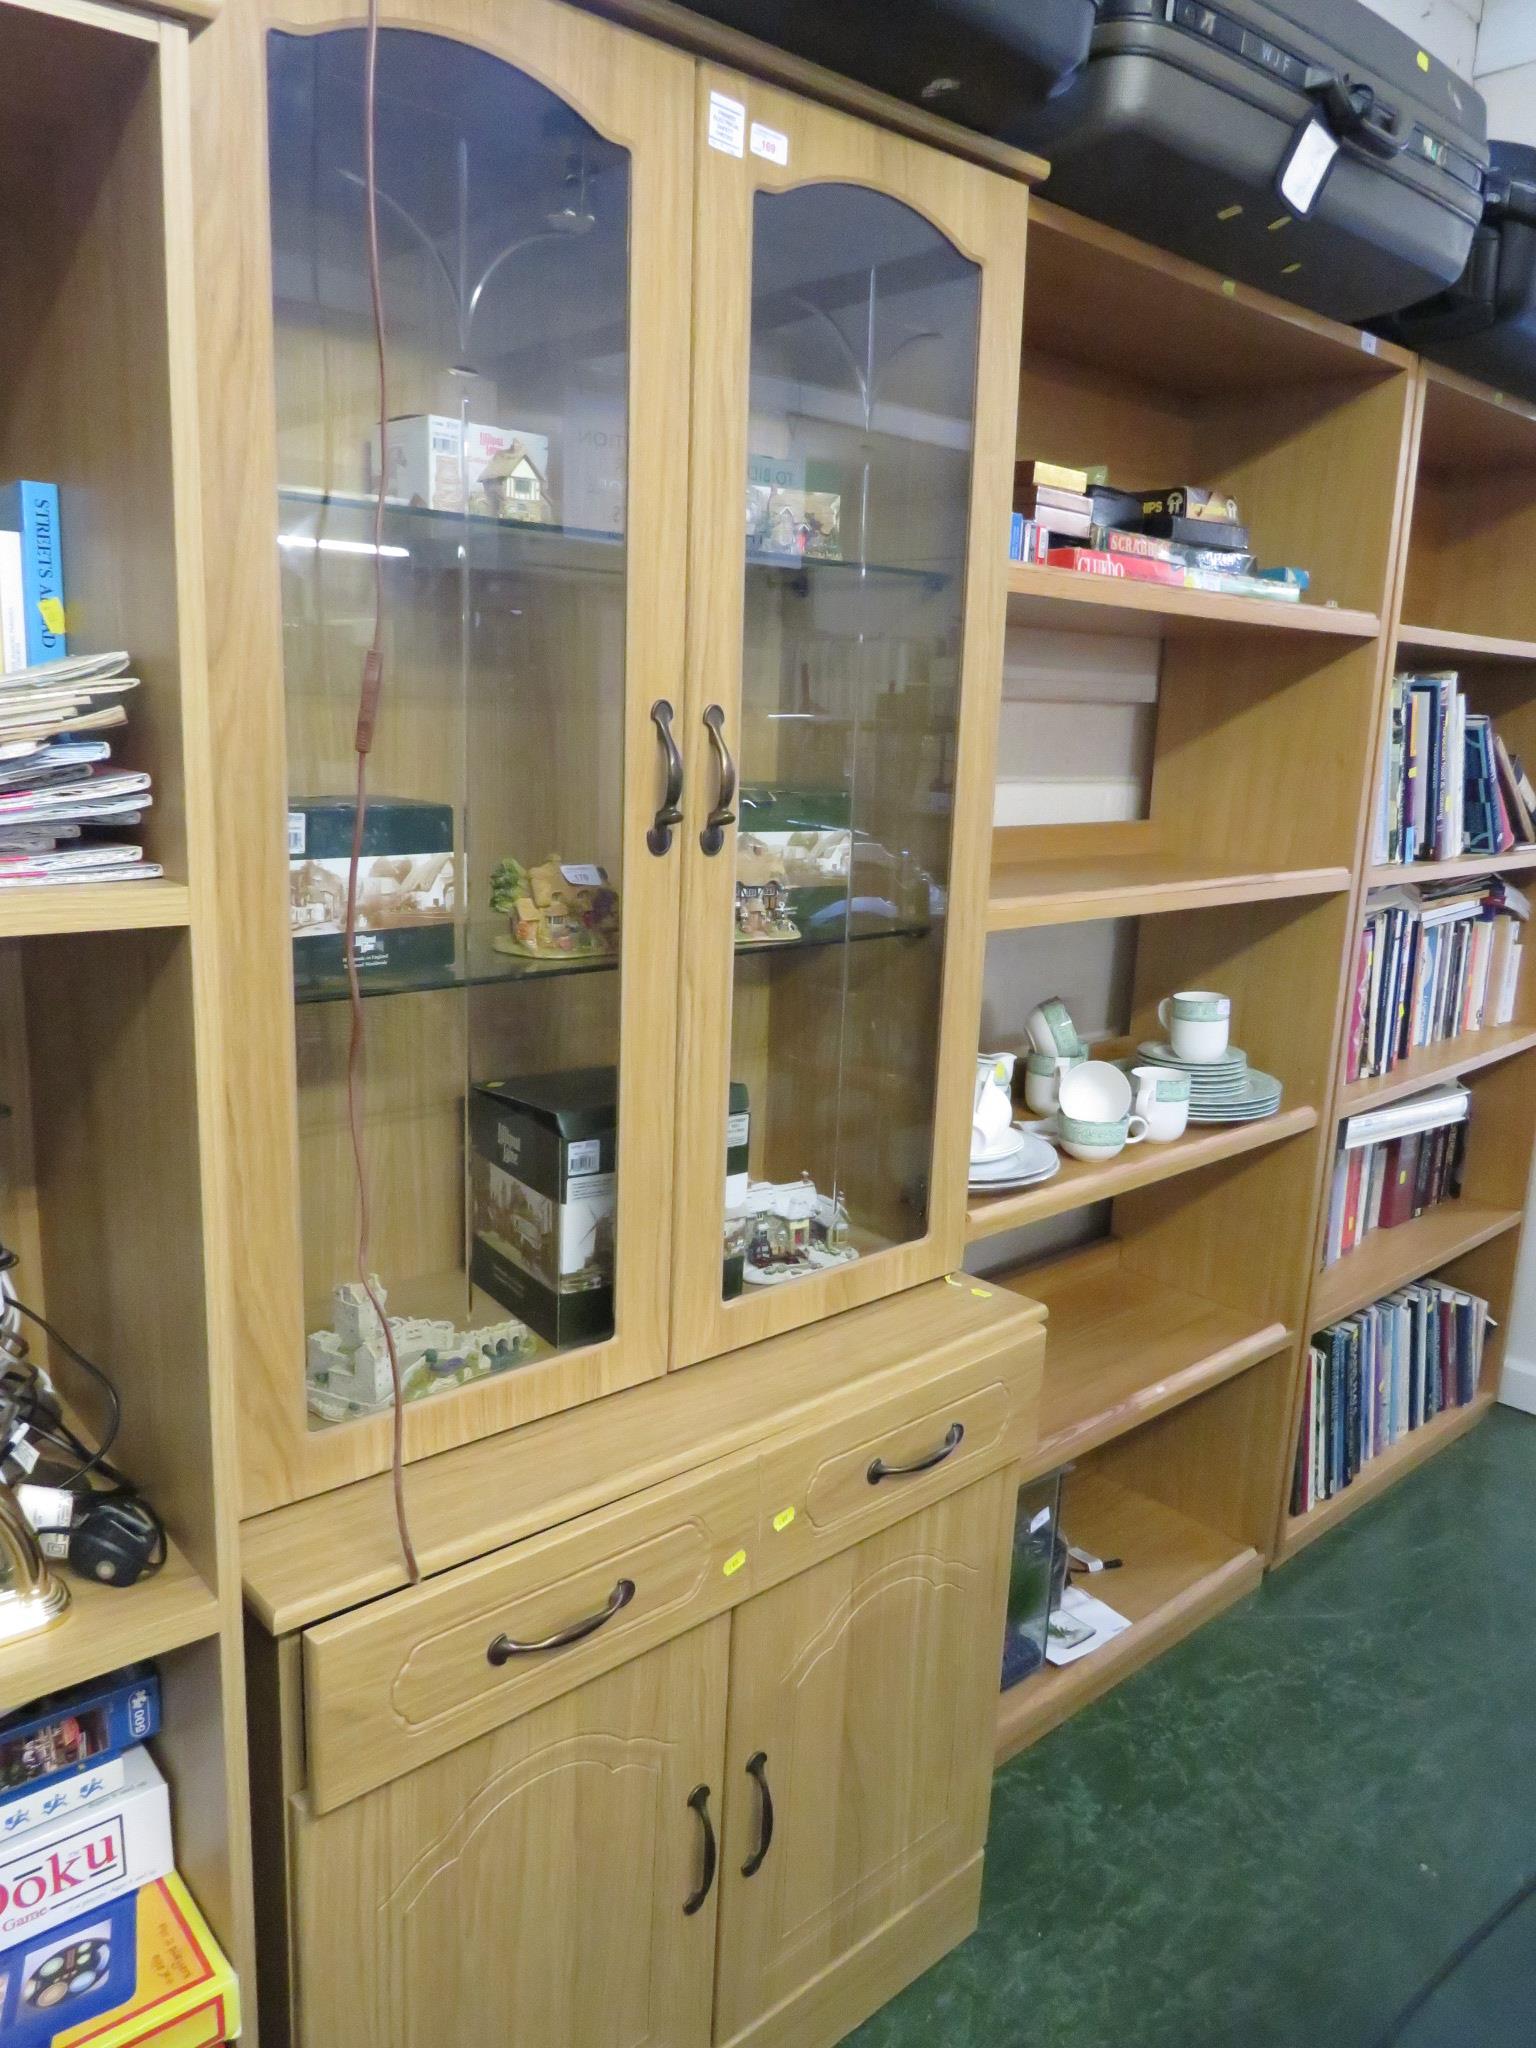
(986, 865, 1350, 932)
(0, 880, 191, 941)
(967, 1105, 1318, 1242)
(1340, 1024, 1536, 1113)
(1028, 1320, 1293, 1475)
(1005, 564, 1379, 639)
(1312, 1206, 1522, 1326)
(1274, 1390, 1495, 1566)
(1367, 847, 1536, 887)
(1396, 623, 1536, 664)
(994, 1546, 1262, 1766)
(0, 1542, 221, 1718)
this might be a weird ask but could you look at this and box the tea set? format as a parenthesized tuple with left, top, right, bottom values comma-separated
(971, 987, 1283, 1188)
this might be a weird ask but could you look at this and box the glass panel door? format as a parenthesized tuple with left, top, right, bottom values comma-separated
(726, 184, 979, 1294)
(268, 24, 679, 1445)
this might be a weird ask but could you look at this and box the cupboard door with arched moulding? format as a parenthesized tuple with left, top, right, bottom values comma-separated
(209, 0, 694, 1513)
(669, 70, 1027, 1370)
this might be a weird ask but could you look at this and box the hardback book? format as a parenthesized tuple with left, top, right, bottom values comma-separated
(0, 530, 25, 675)
(0, 482, 66, 668)
(1017, 485, 1091, 517)
(1035, 509, 1094, 541)
(1016, 459, 1088, 495)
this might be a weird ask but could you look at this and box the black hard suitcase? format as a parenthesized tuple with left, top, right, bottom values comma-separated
(1374, 143, 1536, 401)
(674, 0, 1099, 135)
(1010, 0, 1488, 324)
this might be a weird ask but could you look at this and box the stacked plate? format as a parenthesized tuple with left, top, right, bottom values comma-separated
(1135, 1042, 1283, 1124)
(968, 1126, 1061, 1193)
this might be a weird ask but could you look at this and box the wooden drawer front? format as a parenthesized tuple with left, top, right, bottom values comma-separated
(303, 1459, 757, 1811)
(754, 1337, 1038, 1586)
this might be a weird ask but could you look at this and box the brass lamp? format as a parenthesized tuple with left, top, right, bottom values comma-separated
(0, 1479, 69, 1642)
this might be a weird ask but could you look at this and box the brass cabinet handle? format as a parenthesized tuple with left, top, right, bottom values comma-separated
(647, 698, 685, 855)
(700, 703, 737, 856)
(486, 1577, 635, 1664)
(683, 1783, 717, 1915)
(867, 1421, 965, 1485)
(741, 1751, 774, 1878)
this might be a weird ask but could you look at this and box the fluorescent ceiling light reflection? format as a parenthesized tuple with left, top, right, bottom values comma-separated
(278, 534, 410, 560)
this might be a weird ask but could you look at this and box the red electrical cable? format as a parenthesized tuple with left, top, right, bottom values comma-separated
(345, 0, 419, 1583)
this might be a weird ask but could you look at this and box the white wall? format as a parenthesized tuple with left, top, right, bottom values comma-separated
(1473, 0, 1536, 143)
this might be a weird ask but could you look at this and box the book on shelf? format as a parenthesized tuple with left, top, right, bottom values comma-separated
(1016, 484, 1091, 519)
(0, 482, 66, 670)
(1373, 669, 1536, 867)
(0, 530, 26, 675)
(1324, 1087, 1468, 1265)
(1346, 878, 1527, 1083)
(1008, 515, 1048, 565)
(1015, 459, 1089, 495)
(1291, 1278, 1488, 1514)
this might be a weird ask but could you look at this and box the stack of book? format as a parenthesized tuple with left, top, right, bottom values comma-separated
(1009, 465, 1307, 601)
(1292, 1277, 1489, 1513)
(0, 653, 158, 889)
(1347, 877, 1527, 1082)
(0, 1666, 239, 2045)
(1374, 669, 1536, 866)
(1323, 1084, 1469, 1266)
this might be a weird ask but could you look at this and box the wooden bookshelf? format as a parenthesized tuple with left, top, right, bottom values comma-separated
(1341, 1023, 1536, 1113)
(1006, 564, 1379, 641)
(988, 841, 1349, 932)
(1366, 848, 1536, 887)
(0, 880, 193, 939)
(1396, 624, 1536, 665)
(1276, 1390, 1495, 1564)
(967, 1105, 1317, 1242)
(993, 1242, 1291, 1471)
(995, 1469, 1262, 1764)
(1312, 1204, 1522, 1327)
(0, 0, 253, 2017)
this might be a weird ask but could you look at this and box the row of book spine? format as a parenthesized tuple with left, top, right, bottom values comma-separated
(1324, 1118, 1467, 1267)
(1347, 881, 1527, 1083)
(1292, 1278, 1488, 1514)
(1374, 670, 1536, 866)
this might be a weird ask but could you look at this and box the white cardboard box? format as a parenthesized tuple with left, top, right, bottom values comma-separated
(0, 1748, 171, 1949)
(368, 414, 552, 520)
(0, 1754, 126, 1847)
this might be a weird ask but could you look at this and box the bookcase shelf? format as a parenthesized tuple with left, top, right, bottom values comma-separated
(1340, 1022, 1536, 1114)
(0, 879, 192, 940)
(967, 1105, 1316, 1242)
(1312, 1203, 1521, 1327)
(0, 1539, 220, 1720)
(1366, 847, 1536, 887)
(1006, 564, 1378, 641)
(995, 1469, 1262, 1764)
(1396, 624, 1536, 665)
(1276, 1388, 1495, 1564)
(994, 1241, 1291, 1471)
(988, 845, 1350, 932)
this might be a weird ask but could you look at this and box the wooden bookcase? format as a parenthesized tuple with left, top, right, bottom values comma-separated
(0, 0, 252, 2007)
(953, 200, 1535, 1764)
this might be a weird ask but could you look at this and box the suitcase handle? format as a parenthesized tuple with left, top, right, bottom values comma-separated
(1486, 164, 1536, 232)
(1303, 68, 1404, 161)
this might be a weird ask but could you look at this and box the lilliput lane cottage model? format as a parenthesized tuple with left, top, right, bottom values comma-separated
(490, 853, 620, 959)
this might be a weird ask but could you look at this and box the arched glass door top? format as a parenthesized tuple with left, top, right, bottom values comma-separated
(724, 182, 980, 1298)
(268, 27, 634, 1430)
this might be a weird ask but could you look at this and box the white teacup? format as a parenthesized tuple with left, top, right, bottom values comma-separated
(1023, 1050, 1081, 1116)
(1057, 1107, 1149, 1162)
(972, 1052, 1017, 1164)
(1058, 1058, 1134, 1125)
(1025, 997, 1083, 1061)
(1157, 990, 1231, 1064)
(1131, 1064, 1191, 1142)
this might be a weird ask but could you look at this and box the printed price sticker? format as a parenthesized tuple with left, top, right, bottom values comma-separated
(37, 598, 66, 636)
(723, 1548, 748, 1577)
(560, 863, 606, 886)
(772, 1506, 796, 1533)
(749, 122, 789, 167)
(287, 811, 306, 856)
(707, 91, 746, 157)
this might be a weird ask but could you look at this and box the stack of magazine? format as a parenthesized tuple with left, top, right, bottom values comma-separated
(0, 651, 157, 888)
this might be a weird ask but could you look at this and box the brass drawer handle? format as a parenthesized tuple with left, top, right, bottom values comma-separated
(683, 1783, 717, 1916)
(486, 1577, 635, 1664)
(867, 1421, 965, 1485)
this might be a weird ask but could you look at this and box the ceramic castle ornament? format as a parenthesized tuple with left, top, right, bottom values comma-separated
(306, 1278, 534, 1423)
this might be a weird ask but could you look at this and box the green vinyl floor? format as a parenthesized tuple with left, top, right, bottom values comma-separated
(842, 1404, 1536, 2048)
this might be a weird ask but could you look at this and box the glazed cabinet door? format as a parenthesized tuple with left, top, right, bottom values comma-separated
(200, 0, 695, 1510)
(671, 70, 1028, 1367)
(713, 1472, 1013, 2048)
(292, 1617, 729, 2048)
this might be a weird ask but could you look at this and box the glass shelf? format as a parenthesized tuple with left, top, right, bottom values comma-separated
(293, 912, 935, 1003)
(277, 488, 624, 579)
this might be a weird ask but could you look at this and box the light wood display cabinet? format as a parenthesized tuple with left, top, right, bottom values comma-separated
(191, 0, 1028, 1518)
(242, 1282, 1043, 2048)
